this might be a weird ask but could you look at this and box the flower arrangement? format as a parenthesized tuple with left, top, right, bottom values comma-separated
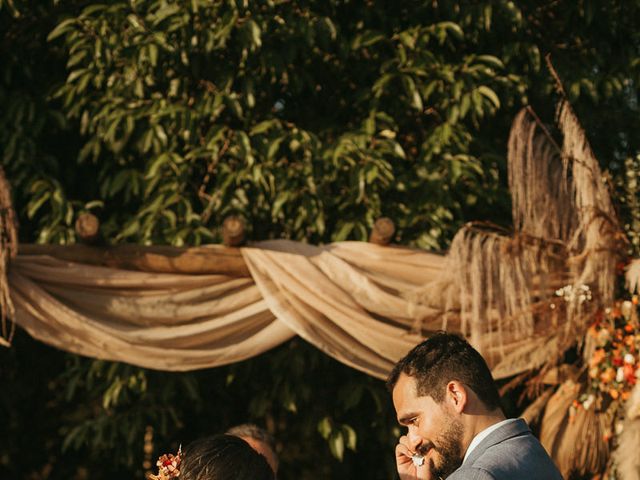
(570, 298, 640, 424)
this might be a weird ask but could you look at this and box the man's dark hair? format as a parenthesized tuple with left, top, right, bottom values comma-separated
(386, 332, 502, 410)
(181, 434, 274, 480)
(226, 423, 277, 454)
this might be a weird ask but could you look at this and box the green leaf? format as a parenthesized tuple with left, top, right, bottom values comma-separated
(396, 31, 416, 50)
(477, 85, 500, 108)
(372, 74, 395, 97)
(393, 142, 406, 159)
(247, 19, 262, 49)
(476, 55, 504, 70)
(250, 120, 278, 136)
(267, 136, 285, 161)
(67, 68, 87, 83)
(333, 222, 354, 241)
(527, 45, 540, 72)
(402, 76, 422, 111)
(225, 95, 243, 119)
(343, 425, 357, 451)
(47, 18, 76, 41)
(457, 92, 470, 117)
(352, 30, 386, 49)
(318, 417, 332, 439)
(151, 4, 181, 27)
(440, 21, 464, 41)
(272, 191, 289, 219)
(145, 154, 170, 179)
(365, 165, 378, 184)
(27, 192, 51, 218)
(329, 431, 345, 461)
(109, 170, 132, 196)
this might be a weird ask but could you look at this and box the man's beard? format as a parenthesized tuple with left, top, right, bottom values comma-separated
(431, 417, 465, 478)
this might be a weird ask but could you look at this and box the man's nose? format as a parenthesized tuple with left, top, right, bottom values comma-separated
(407, 429, 423, 450)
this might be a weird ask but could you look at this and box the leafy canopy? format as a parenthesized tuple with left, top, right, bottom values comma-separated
(2, 1, 640, 479)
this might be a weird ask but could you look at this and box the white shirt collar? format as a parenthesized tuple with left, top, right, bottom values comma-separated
(462, 418, 517, 463)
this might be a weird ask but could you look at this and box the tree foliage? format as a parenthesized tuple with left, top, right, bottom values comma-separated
(2, 1, 640, 479)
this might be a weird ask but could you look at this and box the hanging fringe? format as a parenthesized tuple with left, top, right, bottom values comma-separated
(0, 166, 17, 346)
(545, 55, 623, 305)
(443, 222, 585, 369)
(508, 108, 576, 243)
(521, 387, 554, 426)
(540, 379, 615, 479)
(625, 259, 640, 294)
(612, 384, 640, 480)
(410, 66, 623, 372)
(556, 99, 623, 306)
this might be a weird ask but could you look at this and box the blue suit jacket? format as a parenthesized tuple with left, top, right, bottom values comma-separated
(447, 419, 563, 480)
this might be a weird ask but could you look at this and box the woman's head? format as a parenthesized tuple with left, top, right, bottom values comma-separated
(181, 434, 274, 480)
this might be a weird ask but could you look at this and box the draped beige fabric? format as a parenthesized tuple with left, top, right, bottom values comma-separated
(9, 254, 294, 371)
(9, 242, 447, 379)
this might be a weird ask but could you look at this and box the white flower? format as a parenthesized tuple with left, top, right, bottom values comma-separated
(555, 284, 592, 303)
(624, 353, 636, 365)
(622, 300, 633, 319)
(617, 367, 625, 383)
(583, 394, 595, 410)
(598, 329, 611, 343)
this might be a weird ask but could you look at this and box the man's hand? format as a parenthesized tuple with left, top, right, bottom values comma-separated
(395, 435, 434, 480)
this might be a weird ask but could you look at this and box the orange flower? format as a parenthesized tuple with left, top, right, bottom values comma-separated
(609, 389, 620, 400)
(600, 368, 616, 384)
(590, 349, 606, 368)
(624, 364, 636, 381)
(622, 391, 631, 401)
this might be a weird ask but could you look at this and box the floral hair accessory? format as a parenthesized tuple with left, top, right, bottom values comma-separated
(148, 445, 182, 480)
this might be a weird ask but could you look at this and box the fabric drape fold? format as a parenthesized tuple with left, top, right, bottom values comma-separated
(9, 242, 447, 379)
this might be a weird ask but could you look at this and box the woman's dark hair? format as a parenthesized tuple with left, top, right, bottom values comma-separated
(386, 332, 502, 410)
(181, 434, 275, 480)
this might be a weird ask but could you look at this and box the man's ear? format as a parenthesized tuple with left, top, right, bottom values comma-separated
(445, 380, 467, 413)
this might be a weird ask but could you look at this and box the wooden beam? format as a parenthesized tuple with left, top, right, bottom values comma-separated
(17, 243, 251, 277)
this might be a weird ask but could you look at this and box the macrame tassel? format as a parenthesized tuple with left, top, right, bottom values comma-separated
(0, 167, 17, 346)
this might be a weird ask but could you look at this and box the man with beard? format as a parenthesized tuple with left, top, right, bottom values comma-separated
(387, 332, 563, 480)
